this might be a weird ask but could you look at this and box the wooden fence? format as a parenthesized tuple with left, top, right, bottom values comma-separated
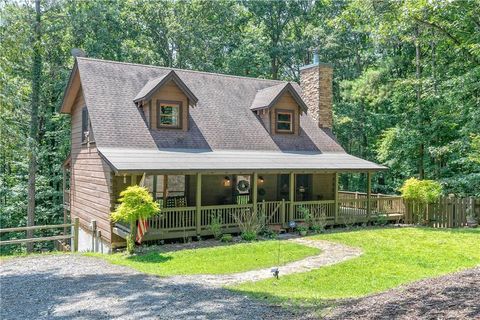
(405, 197, 480, 228)
(0, 217, 79, 251)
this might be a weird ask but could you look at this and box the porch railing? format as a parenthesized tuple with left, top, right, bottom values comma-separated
(146, 196, 405, 239)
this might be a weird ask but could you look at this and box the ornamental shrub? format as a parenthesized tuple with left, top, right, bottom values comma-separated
(111, 186, 160, 254)
(400, 178, 442, 204)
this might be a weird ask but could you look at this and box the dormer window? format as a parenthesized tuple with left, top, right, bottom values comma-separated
(275, 110, 293, 133)
(158, 101, 181, 128)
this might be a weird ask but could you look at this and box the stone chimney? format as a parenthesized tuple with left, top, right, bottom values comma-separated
(300, 52, 333, 130)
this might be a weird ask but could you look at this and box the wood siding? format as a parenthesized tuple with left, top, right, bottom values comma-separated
(146, 80, 189, 131)
(70, 90, 113, 243)
(270, 91, 300, 135)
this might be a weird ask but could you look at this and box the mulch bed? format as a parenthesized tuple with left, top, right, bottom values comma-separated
(323, 266, 480, 319)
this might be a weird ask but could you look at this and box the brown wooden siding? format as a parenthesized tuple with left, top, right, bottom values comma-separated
(146, 80, 189, 131)
(270, 91, 300, 135)
(70, 90, 113, 243)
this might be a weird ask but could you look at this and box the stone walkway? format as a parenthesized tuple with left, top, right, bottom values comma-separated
(169, 238, 363, 286)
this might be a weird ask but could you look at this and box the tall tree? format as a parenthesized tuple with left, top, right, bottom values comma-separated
(26, 0, 42, 252)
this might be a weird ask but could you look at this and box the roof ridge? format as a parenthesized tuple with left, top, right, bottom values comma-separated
(76, 57, 288, 84)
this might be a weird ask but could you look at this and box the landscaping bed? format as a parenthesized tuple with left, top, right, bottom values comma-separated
(324, 266, 480, 319)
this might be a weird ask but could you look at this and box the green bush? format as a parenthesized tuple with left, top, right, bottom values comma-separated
(111, 186, 160, 254)
(220, 234, 233, 242)
(400, 178, 442, 203)
(209, 213, 223, 239)
(241, 231, 257, 242)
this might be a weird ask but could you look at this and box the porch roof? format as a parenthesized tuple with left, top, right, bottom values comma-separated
(99, 148, 387, 174)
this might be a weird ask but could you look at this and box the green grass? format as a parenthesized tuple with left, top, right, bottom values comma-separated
(232, 227, 480, 303)
(87, 240, 320, 276)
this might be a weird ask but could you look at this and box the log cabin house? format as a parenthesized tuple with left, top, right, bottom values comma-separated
(60, 56, 391, 252)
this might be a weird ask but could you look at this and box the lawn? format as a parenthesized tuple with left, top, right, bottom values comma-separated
(232, 227, 480, 303)
(87, 240, 320, 276)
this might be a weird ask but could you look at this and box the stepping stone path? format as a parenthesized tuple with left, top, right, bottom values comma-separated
(169, 238, 363, 286)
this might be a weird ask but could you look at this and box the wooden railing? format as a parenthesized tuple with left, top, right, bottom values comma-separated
(148, 206, 196, 231)
(257, 200, 285, 224)
(201, 204, 253, 228)
(293, 200, 336, 221)
(0, 217, 79, 251)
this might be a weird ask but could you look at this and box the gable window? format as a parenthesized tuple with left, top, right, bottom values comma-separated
(157, 101, 181, 128)
(81, 106, 89, 142)
(275, 110, 293, 133)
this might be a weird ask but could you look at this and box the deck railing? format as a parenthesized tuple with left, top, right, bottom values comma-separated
(145, 195, 405, 238)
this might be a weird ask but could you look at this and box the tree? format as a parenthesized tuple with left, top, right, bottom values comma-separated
(111, 186, 159, 254)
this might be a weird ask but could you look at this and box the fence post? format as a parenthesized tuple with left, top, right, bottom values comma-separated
(73, 217, 79, 252)
(280, 199, 285, 226)
(91, 220, 97, 252)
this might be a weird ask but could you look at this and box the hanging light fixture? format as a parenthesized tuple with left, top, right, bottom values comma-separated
(259, 176, 264, 184)
(223, 176, 231, 187)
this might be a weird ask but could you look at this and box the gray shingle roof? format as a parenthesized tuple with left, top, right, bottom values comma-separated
(73, 58, 384, 171)
(250, 82, 307, 112)
(76, 57, 345, 153)
(133, 70, 199, 104)
(99, 148, 386, 173)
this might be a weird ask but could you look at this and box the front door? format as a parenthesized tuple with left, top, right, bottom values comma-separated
(296, 174, 312, 201)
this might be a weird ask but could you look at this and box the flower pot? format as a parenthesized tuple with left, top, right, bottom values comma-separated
(300, 230, 307, 236)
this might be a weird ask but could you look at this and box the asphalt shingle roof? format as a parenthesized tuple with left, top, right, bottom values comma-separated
(74, 57, 384, 171)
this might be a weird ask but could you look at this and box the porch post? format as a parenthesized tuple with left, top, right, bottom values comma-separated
(334, 172, 339, 224)
(196, 173, 202, 236)
(252, 172, 258, 215)
(367, 172, 372, 221)
(130, 175, 137, 242)
(289, 172, 295, 222)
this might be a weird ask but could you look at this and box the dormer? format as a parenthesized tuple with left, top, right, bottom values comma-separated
(250, 83, 307, 135)
(134, 70, 198, 132)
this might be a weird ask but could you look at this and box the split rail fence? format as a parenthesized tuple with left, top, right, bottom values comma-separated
(0, 217, 79, 251)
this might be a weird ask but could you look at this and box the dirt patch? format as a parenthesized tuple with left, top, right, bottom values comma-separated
(324, 266, 480, 319)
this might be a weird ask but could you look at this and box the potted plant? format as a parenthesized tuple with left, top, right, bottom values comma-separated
(297, 225, 308, 236)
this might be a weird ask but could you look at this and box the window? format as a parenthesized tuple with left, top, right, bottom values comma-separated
(81, 106, 89, 142)
(275, 110, 293, 133)
(157, 101, 181, 128)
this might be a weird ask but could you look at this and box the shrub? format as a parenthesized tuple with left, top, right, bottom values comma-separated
(241, 231, 257, 242)
(209, 212, 223, 239)
(400, 178, 443, 225)
(259, 226, 277, 239)
(400, 178, 442, 203)
(310, 208, 327, 233)
(111, 186, 160, 254)
(297, 225, 308, 235)
(233, 208, 265, 240)
(220, 234, 233, 242)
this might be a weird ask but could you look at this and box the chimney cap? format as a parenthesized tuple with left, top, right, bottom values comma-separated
(300, 49, 333, 70)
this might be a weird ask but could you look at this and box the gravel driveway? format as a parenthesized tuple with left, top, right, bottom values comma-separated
(0, 255, 310, 320)
(324, 266, 480, 319)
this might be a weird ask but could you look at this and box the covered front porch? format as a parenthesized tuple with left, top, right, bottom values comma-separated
(112, 171, 404, 241)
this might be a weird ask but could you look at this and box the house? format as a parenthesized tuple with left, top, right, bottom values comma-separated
(60, 56, 387, 252)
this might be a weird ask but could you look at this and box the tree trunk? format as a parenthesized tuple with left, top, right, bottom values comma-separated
(27, 0, 42, 252)
(415, 25, 425, 180)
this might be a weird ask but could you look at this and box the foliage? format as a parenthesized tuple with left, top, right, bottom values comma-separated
(233, 228, 480, 302)
(241, 231, 257, 242)
(88, 240, 319, 276)
(233, 208, 265, 241)
(400, 178, 443, 204)
(111, 186, 159, 254)
(259, 226, 277, 240)
(2, 0, 479, 242)
(296, 225, 308, 235)
(111, 186, 159, 223)
(208, 213, 223, 240)
(220, 234, 233, 242)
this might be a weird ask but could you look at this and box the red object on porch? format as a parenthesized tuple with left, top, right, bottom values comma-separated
(136, 218, 148, 243)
